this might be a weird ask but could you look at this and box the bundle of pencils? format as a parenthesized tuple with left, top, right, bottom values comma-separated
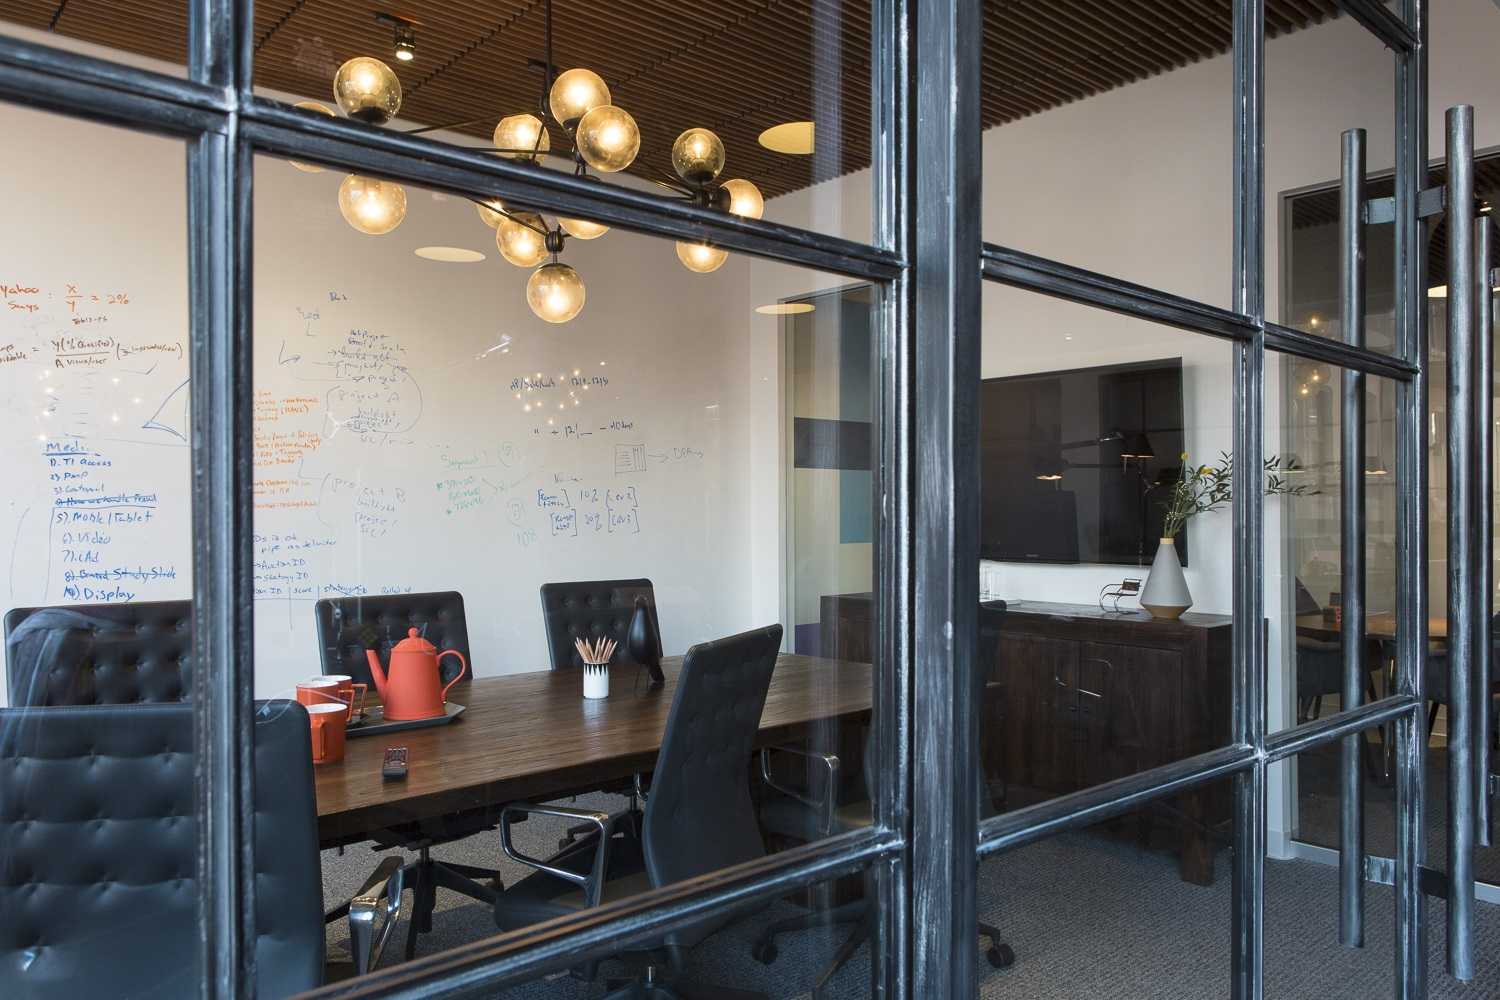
(575, 636, 616, 667)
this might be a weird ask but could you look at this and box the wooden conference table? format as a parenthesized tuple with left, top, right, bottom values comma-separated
(1295, 613, 1449, 642)
(314, 653, 872, 848)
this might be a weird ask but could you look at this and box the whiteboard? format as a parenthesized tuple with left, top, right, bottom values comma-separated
(0, 125, 757, 701)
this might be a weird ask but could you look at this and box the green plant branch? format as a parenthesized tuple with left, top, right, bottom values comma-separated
(1149, 451, 1315, 539)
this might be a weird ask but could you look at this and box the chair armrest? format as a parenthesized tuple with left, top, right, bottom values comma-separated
(500, 803, 627, 907)
(759, 744, 841, 836)
(348, 855, 404, 976)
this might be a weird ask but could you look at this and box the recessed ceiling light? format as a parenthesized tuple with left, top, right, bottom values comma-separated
(758, 121, 815, 155)
(755, 302, 815, 315)
(414, 246, 486, 263)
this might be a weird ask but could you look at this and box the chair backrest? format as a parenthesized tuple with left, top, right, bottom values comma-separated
(642, 625, 781, 949)
(314, 591, 470, 688)
(539, 579, 660, 670)
(0, 699, 323, 999)
(4, 600, 193, 707)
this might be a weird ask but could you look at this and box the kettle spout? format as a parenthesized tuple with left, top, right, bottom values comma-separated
(365, 648, 389, 699)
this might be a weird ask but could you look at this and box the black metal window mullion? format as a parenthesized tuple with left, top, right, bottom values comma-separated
(909, 0, 982, 994)
(1229, 3, 1267, 999)
(870, 0, 913, 994)
(1391, 1, 1430, 994)
(189, 2, 254, 998)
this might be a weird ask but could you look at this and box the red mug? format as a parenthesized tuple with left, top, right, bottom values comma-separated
(297, 675, 367, 721)
(306, 702, 347, 764)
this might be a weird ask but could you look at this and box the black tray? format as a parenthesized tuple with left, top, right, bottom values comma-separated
(346, 702, 465, 738)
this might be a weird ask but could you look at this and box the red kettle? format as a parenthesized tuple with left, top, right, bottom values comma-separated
(366, 628, 467, 721)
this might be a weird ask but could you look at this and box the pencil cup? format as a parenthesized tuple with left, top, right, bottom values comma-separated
(583, 663, 610, 699)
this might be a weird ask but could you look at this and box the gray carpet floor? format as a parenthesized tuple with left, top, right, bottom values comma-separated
(1295, 740, 1500, 888)
(321, 795, 1500, 998)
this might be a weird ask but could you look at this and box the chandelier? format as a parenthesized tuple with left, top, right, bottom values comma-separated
(297, 0, 765, 324)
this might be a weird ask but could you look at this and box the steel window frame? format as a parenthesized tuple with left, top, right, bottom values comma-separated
(0, 0, 1440, 997)
(976, 3, 1432, 999)
(0, 0, 929, 997)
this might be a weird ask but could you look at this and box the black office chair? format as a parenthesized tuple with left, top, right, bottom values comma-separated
(539, 579, 663, 845)
(0, 699, 391, 998)
(314, 592, 499, 960)
(1419, 613, 1500, 744)
(540, 578, 661, 675)
(749, 614, 1012, 994)
(4, 600, 193, 706)
(492, 625, 784, 999)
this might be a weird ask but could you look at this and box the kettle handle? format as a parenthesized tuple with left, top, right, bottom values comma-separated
(437, 650, 468, 703)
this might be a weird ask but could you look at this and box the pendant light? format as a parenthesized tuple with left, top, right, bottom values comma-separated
(338, 174, 407, 235)
(496, 212, 550, 268)
(332, 56, 402, 124)
(288, 101, 335, 173)
(663, 127, 764, 274)
(527, 261, 586, 323)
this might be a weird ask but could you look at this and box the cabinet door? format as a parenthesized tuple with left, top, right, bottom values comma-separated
(993, 632, 1080, 796)
(1078, 641, 1183, 785)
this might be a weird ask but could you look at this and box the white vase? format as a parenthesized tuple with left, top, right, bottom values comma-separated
(1141, 537, 1192, 620)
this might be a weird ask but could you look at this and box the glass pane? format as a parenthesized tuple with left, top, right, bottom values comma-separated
(1266, 727, 1393, 998)
(251, 0, 873, 245)
(0, 0, 187, 76)
(975, 776, 1234, 997)
(980, 1, 1235, 308)
(485, 871, 875, 998)
(251, 157, 879, 982)
(1272, 12, 1397, 354)
(1267, 359, 1401, 739)
(0, 105, 199, 992)
(976, 285, 1237, 882)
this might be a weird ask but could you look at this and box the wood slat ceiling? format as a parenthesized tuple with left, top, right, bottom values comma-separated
(1289, 155, 1500, 285)
(1, 0, 1343, 200)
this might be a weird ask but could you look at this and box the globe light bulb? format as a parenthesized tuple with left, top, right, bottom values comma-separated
(548, 68, 611, 125)
(676, 240, 728, 274)
(492, 113, 550, 162)
(671, 128, 725, 184)
(574, 106, 640, 173)
(558, 217, 608, 240)
(289, 102, 335, 172)
(475, 198, 507, 228)
(527, 262, 586, 324)
(338, 175, 406, 235)
(497, 211, 549, 268)
(332, 56, 402, 124)
(721, 178, 764, 220)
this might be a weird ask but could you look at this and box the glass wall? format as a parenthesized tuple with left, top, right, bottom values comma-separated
(246, 47, 878, 989)
(0, 106, 201, 992)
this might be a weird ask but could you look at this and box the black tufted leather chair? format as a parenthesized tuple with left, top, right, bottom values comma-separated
(4, 600, 193, 706)
(539, 579, 661, 671)
(314, 591, 471, 690)
(0, 699, 324, 999)
(492, 625, 783, 999)
(313, 590, 497, 960)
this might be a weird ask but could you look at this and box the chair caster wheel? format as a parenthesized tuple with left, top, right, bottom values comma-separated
(751, 940, 779, 965)
(987, 943, 1015, 969)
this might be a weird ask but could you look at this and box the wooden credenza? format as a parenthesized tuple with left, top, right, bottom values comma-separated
(819, 595, 1233, 885)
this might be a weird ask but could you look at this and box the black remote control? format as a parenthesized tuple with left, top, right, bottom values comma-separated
(382, 746, 408, 781)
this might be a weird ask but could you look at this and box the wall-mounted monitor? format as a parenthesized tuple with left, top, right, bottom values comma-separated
(979, 358, 1186, 567)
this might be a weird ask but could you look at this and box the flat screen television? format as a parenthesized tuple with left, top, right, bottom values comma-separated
(979, 358, 1186, 567)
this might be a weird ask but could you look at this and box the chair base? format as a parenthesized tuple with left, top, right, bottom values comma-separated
(402, 848, 501, 960)
(752, 901, 1013, 995)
